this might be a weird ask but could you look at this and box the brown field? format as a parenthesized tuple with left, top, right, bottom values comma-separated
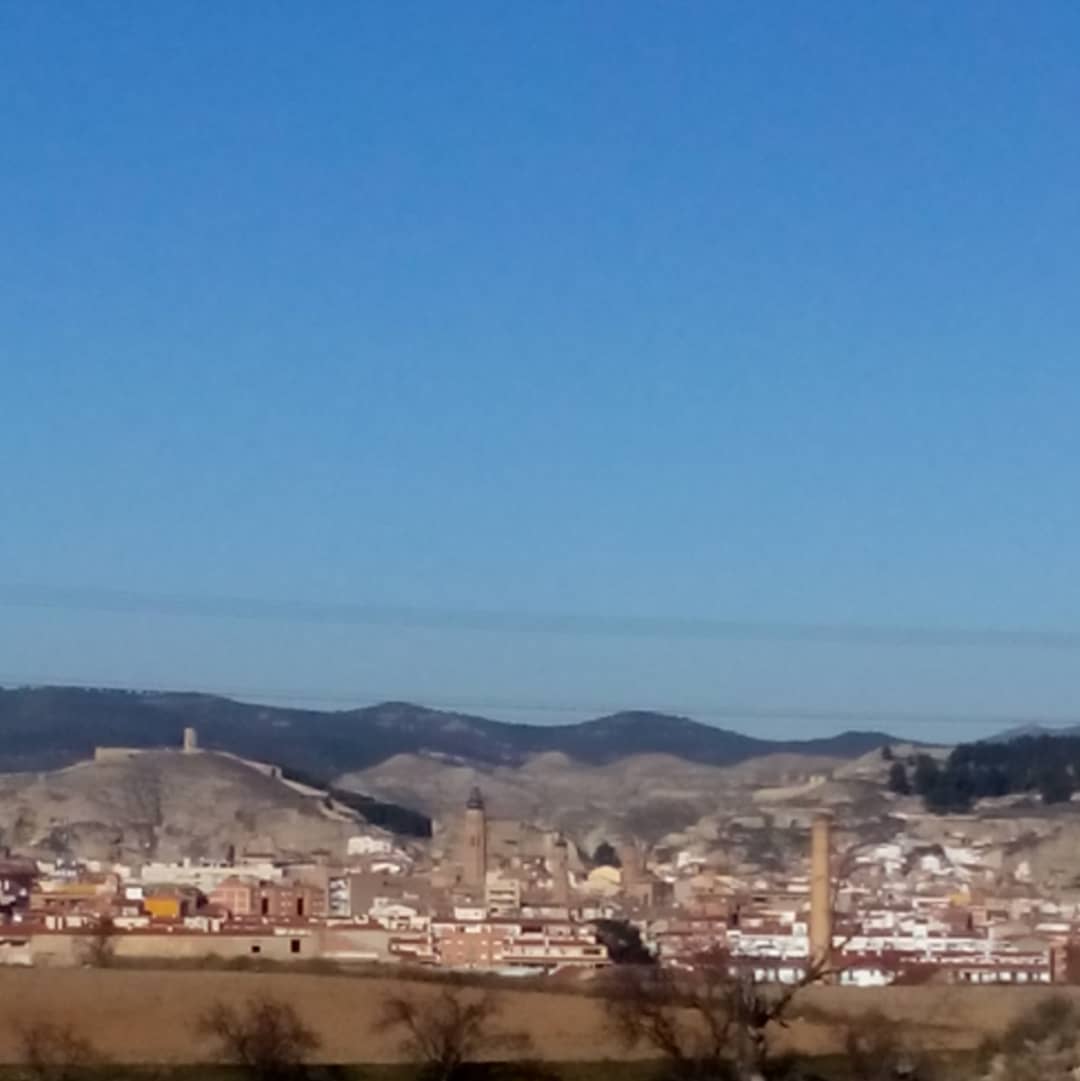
(0, 968, 1071, 1064)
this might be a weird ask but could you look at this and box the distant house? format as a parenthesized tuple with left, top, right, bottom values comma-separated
(254, 881, 327, 921)
(143, 886, 199, 921)
(208, 876, 256, 918)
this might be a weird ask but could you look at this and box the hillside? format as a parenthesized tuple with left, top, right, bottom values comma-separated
(0, 749, 394, 863)
(341, 746, 880, 867)
(0, 685, 897, 777)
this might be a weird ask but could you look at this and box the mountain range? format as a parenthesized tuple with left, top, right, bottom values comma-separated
(6, 685, 1080, 878)
(0, 684, 896, 777)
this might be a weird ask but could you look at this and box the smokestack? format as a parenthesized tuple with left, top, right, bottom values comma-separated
(462, 787, 488, 895)
(809, 814, 833, 970)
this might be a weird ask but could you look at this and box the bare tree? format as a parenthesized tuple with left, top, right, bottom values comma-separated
(608, 828, 857, 1081)
(978, 996, 1080, 1081)
(606, 952, 835, 1081)
(606, 961, 735, 1081)
(375, 988, 529, 1081)
(124, 762, 164, 859)
(79, 914, 117, 968)
(13, 1019, 106, 1081)
(843, 1010, 932, 1081)
(197, 994, 321, 1081)
(13, 808, 36, 847)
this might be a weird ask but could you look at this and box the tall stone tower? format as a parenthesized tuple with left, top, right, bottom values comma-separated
(182, 727, 198, 753)
(619, 841, 643, 887)
(809, 814, 833, 970)
(462, 787, 488, 895)
(550, 834, 570, 905)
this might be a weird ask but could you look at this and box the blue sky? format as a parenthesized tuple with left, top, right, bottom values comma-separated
(2, 3, 1080, 740)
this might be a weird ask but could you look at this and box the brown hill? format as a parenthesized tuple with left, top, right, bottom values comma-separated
(0, 750, 384, 864)
(338, 749, 851, 859)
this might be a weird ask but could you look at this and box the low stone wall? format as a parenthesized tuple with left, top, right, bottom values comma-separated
(27, 929, 319, 966)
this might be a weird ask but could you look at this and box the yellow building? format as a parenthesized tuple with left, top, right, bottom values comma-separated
(143, 887, 199, 921)
(143, 895, 182, 921)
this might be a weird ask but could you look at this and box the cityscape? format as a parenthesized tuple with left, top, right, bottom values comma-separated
(0, 723, 1071, 988)
(3, 2, 1080, 1077)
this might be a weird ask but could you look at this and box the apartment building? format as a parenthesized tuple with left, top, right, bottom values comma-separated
(428, 911, 609, 971)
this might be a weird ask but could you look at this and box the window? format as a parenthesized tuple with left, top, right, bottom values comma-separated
(250, 944, 261, 955)
(296, 897, 305, 917)
(290, 938, 301, 954)
(260, 897, 269, 916)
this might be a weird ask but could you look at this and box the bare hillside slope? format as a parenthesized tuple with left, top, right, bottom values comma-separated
(0, 750, 383, 863)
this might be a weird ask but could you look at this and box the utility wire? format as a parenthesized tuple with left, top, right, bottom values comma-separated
(2, 582, 1080, 650)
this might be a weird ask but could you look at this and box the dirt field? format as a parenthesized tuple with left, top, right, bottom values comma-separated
(0, 968, 1070, 1064)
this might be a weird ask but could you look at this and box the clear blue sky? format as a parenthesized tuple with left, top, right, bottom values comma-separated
(3, 3, 1080, 740)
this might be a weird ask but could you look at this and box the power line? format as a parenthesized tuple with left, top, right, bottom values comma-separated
(1, 671, 1076, 732)
(3, 581, 1080, 650)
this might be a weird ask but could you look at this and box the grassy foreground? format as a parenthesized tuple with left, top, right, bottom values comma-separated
(0, 967, 1065, 1065)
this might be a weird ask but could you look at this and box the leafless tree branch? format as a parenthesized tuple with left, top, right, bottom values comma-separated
(197, 994, 321, 1081)
(606, 950, 836, 1081)
(13, 1019, 106, 1081)
(78, 915, 117, 969)
(375, 988, 529, 1081)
